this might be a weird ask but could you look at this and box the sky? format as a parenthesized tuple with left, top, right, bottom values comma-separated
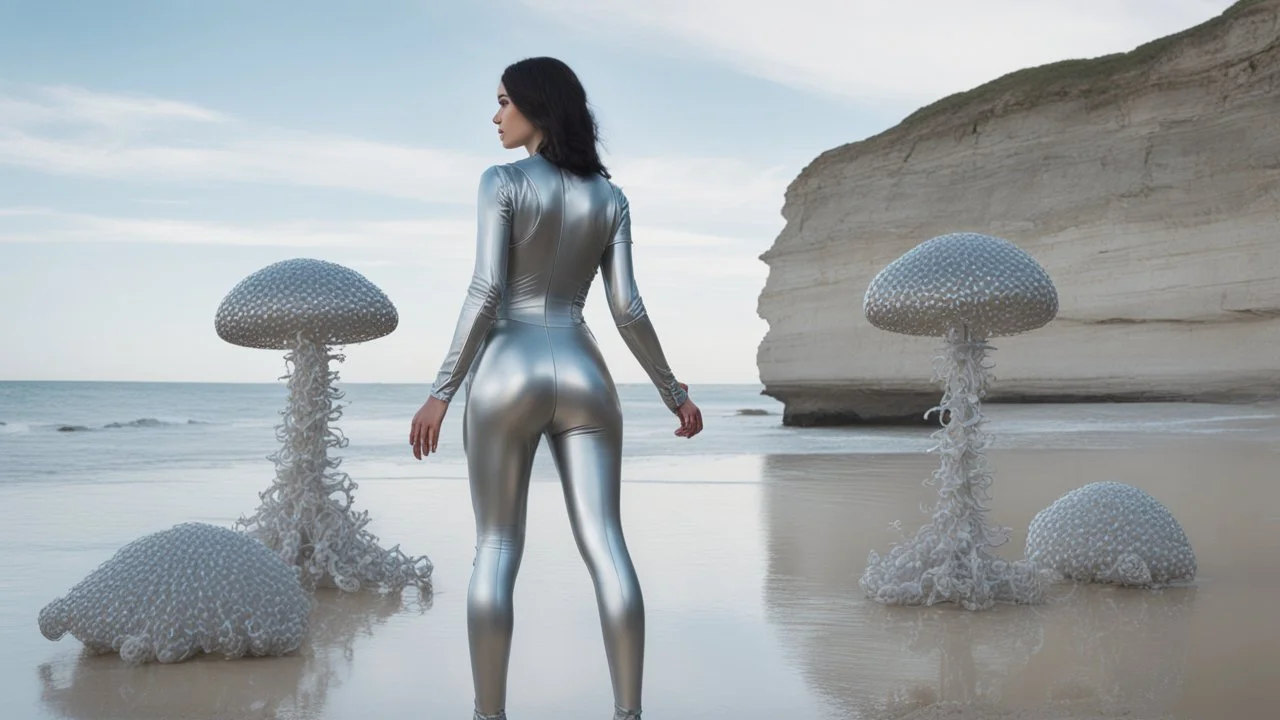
(0, 0, 1238, 385)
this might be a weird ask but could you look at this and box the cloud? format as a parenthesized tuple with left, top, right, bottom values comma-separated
(0, 83, 521, 204)
(608, 155, 790, 230)
(0, 84, 228, 128)
(0, 206, 51, 217)
(0, 209, 474, 256)
(0, 208, 768, 281)
(517, 0, 1235, 105)
(0, 208, 759, 269)
(37, 85, 230, 125)
(0, 84, 790, 231)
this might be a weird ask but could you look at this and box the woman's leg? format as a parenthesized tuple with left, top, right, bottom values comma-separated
(465, 419, 540, 718)
(463, 325, 554, 718)
(547, 422, 645, 717)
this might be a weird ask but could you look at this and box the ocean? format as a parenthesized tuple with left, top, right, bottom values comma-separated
(3, 381, 1277, 489)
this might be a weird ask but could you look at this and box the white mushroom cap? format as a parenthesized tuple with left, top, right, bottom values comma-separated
(863, 232, 1058, 338)
(215, 258, 398, 349)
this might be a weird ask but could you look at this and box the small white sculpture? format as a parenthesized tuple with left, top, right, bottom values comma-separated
(859, 232, 1058, 610)
(1026, 481, 1197, 587)
(216, 258, 433, 594)
(38, 523, 312, 664)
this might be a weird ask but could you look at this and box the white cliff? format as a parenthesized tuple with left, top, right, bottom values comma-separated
(757, 0, 1280, 425)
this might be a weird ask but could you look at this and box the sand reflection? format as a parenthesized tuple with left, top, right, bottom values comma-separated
(759, 449, 1269, 719)
(37, 588, 427, 720)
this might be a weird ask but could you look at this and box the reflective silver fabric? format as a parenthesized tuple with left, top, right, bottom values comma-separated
(430, 154, 688, 718)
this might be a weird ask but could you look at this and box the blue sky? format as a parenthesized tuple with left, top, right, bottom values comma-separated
(0, 0, 1234, 384)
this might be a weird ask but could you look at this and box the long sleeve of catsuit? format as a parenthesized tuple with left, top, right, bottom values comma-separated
(428, 165, 512, 403)
(600, 188, 688, 413)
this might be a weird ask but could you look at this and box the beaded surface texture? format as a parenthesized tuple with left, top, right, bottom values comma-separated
(38, 523, 312, 664)
(215, 258, 399, 350)
(234, 338, 434, 594)
(217, 258, 433, 595)
(858, 329, 1051, 610)
(863, 232, 1058, 338)
(1026, 481, 1197, 587)
(860, 233, 1058, 610)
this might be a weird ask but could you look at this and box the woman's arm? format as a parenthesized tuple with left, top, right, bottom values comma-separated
(600, 188, 689, 413)
(427, 165, 514, 403)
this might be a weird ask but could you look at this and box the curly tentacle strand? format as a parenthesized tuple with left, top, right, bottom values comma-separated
(860, 327, 1048, 610)
(235, 334, 434, 595)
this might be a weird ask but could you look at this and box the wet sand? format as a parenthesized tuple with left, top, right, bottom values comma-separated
(3, 418, 1278, 719)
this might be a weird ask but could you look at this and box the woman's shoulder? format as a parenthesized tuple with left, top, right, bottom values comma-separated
(479, 162, 520, 183)
(482, 156, 555, 190)
(475, 163, 525, 204)
(606, 180, 629, 212)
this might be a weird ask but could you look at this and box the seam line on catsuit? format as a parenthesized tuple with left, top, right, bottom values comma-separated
(614, 309, 649, 329)
(600, 189, 627, 686)
(544, 167, 567, 425)
(601, 426, 628, 709)
(509, 164, 540, 247)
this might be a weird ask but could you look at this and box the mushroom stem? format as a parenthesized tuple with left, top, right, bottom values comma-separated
(858, 326, 1048, 610)
(234, 333, 434, 595)
(930, 326, 1007, 551)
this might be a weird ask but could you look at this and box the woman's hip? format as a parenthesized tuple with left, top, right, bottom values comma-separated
(467, 322, 617, 414)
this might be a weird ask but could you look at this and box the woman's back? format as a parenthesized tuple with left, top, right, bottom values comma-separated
(428, 154, 687, 413)
(492, 153, 621, 327)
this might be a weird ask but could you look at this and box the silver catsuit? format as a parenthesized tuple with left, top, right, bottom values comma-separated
(428, 153, 688, 720)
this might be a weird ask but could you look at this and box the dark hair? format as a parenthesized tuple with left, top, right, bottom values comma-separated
(501, 57, 610, 179)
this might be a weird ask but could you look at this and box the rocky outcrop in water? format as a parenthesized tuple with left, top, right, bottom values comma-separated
(756, 0, 1280, 425)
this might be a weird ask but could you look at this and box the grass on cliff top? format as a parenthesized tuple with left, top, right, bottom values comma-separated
(895, 0, 1268, 130)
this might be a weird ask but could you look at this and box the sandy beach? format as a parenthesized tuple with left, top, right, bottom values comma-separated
(3, 399, 1278, 720)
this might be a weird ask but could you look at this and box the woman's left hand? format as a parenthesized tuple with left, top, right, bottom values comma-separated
(410, 396, 449, 460)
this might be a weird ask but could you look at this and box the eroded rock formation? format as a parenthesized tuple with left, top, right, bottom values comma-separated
(757, 0, 1280, 425)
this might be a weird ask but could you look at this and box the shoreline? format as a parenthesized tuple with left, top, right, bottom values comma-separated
(5, 420, 1277, 718)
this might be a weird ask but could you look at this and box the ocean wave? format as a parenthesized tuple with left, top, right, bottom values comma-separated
(35, 418, 212, 433)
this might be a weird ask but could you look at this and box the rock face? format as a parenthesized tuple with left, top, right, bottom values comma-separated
(757, 0, 1280, 425)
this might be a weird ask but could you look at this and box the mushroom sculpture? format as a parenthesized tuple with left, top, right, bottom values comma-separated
(858, 232, 1057, 610)
(215, 258, 433, 595)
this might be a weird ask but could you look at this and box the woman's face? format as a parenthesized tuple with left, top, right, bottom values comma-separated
(493, 82, 537, 151)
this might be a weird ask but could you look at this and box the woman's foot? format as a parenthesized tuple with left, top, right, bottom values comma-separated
(473, 710, 506, 720)
(613, 706, 641, 720)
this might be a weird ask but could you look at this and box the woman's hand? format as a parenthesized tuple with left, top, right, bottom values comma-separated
(409, 396, 449, 459)
(675, 382, 703, 438)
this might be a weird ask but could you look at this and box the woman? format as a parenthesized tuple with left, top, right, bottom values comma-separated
(409, 56, 703, 720)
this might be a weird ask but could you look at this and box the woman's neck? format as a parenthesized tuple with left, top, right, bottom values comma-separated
(524, 133, 544, 157)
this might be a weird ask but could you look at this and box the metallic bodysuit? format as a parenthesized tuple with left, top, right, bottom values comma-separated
(429, 154, 687, 720)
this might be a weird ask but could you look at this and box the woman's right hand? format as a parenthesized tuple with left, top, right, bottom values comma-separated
(409, 395, 449, 460)
(675, 382, 703, 438)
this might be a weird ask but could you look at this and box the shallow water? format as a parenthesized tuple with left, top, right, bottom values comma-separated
(2, 382, 1277, 719)
(761, 446, 1280, 719)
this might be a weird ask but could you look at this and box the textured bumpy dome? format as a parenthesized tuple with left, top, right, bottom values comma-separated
(215, 258, 398, 349)
(39, 523, 313, 664)
(863, 232, 1058, 338)
(1026, 482, 1197, 587)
